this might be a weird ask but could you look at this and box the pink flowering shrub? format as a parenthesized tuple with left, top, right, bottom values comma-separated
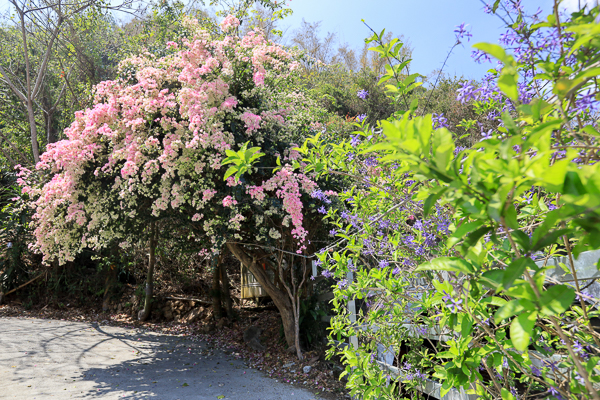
(23, 16, 334, 264)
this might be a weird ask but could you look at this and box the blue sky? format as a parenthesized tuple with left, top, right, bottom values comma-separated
(0, 0, 593, 80)
(280, 0, 553, 80)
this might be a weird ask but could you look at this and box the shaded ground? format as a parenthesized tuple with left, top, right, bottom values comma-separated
(0, 317, 323, 399)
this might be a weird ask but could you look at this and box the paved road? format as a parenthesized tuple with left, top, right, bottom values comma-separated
(0, 317, 319, 400)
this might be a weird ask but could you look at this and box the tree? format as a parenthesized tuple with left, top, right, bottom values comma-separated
(0, 0, 139, 163)
(22, 14, 338, 350)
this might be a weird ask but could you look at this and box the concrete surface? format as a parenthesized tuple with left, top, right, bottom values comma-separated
(0, 317, 319, 399)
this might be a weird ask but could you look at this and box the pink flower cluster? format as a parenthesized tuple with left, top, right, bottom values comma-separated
(240, 112, 262, 133)
(220, 15, 240, 32)
(222, 195, 238, 207)
(23, 16, 326, 263)
(261, 166, 317, 252)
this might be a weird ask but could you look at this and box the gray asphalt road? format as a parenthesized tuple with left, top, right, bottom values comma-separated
(0, 317, 319, 400)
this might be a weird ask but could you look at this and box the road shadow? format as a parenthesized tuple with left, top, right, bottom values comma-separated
(0, 318, 317, 400)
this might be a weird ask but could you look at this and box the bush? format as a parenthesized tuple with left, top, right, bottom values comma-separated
(300, 3, 600, 399)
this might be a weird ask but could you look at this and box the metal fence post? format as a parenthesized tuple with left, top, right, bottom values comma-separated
(347, 271, 358, 349)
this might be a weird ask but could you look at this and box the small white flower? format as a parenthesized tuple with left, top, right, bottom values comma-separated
(269, 228, 282, 239)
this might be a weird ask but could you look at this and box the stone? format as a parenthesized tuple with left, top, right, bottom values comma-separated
(243, 326, 265, 352)
(303, 366, 312, 373)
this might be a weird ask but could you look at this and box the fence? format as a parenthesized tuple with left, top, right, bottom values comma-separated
(316, 250, 600, 400)
(243, 251, 600, 399)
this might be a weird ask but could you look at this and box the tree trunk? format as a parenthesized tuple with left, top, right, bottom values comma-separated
(220, 261, 234, 318)
(138, 222, 157, 321)
(102, 263, 117, 312)
(226, 242, 296, 347)
(26, 99, 40, 164)
(212, 256, 223, 320)
(293, 296, 303, 360)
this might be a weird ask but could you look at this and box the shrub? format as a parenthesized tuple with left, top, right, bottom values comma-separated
(300, 3, 600, 399)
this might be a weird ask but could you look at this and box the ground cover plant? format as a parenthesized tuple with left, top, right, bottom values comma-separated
(295, 1, 600, 399)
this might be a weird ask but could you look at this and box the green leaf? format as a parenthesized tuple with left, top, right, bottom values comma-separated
(423, 187, 447, 218)
(530, 98, 552, 121)
(501, 387, 516, 400)
(409, 98, 419, 113)
(540, 285, 575, 316)
(495, 299, 523, 323)
(472, 43, 509, 63)
(531, 228, 571, 252)
(415, 257, 474, 274)
(480, 269, 503, 289)
(480, 296, 508, 307)
(448, 221, 485, 247)
(503, 258, 533, 289)
(492, 0, 501, 12)
(463, 226, 493, 249)
(224, 166, 238, 180)
(511, 230, 531, 253)
(563, 171, 587, 196)
(461, 314, 473, 337)
(503, 204, 519, 230)
(510, 311, 536, 351)
(432, 128, 455, 171)
(182, 383, 189, 387)
(498, 72, 519, 102)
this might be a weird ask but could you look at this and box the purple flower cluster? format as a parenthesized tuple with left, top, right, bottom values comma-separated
(321, 269, 332, 278)
(364, 157, 378, 167)
(402, 361, 427, 381)
(471, 49, 492, 64)
(311, 189, 332, 204)
(573, 340, 589, 360)
(456, 81, 477, 103)
(573, 89, 599, 116)
(518, 81, 534, 104)
(357, 89, 369, 99)
(432, 113, 449, 129)
(442, 290, 463, 313)
(454, 23, 472, 43)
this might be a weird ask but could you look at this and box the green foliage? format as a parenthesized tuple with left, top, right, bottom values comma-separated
(0, 171, 36, 293)
(298, 293, 327, 347)
(222, 142, 265, 180)
(299, 4, 600, 399)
